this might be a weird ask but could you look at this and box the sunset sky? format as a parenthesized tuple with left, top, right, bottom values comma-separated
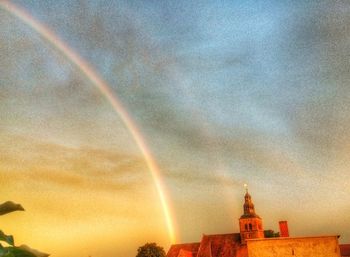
(1, 1, 350, 257)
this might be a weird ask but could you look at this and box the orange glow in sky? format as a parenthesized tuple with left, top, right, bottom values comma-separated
(1, 1, 350, 257)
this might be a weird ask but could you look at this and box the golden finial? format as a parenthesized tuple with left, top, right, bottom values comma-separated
(244, 183, 248, 193)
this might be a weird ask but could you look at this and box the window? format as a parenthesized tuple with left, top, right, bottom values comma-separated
(249, 223, 252, 230)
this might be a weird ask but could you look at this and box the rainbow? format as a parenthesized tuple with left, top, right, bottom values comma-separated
(0, 0, 177, 244)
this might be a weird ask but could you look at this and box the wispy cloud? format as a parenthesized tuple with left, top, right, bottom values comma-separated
(0, 133, 147, 193)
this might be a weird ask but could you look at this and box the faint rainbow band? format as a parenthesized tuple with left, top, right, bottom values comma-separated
(0, 0, 177, 244)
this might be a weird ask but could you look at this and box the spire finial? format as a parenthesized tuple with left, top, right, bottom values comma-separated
(244, 183, 248, 193)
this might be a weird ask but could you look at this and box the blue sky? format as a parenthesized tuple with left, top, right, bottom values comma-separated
(1, 1, 350, 257)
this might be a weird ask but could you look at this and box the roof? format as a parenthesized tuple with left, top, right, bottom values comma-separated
(167, 233, 248, 257)
(247, 235, 340, 241)
(166, 243, 200, 257)
(340, 244, 350, 256)
(178, 249, 195, 257)
(196, 233, 247, 257)
(240, 214, 261, 219)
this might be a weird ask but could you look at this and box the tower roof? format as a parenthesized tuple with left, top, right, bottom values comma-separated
(240, 187, 260, 219)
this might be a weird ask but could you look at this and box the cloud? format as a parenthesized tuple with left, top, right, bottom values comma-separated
(271, 1, 350, 158)
(0, 133, 147, 193)
(3, 0, 349, 189)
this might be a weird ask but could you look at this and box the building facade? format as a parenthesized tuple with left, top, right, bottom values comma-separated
(238, 189, 264, 243)
(247, 236, 341, 257)
(166, 189, 342, 257)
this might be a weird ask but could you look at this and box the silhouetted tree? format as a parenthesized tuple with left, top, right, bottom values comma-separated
(264, 229, 280, 238)
(136, 243, 166, 257)
(0, 201, 49, 257)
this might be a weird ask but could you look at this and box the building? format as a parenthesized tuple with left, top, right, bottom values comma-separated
(167, 189, 342, 257)
(247, 235, 341, 257)
(239, 188, 264, 244)
(340, 244, 350, 257)
(167, 233, 247, 257)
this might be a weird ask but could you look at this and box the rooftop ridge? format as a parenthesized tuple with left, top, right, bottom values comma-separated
(169, 242, 200, 246)
(202, 232, 241, 237)
(246, 235, 340, 241)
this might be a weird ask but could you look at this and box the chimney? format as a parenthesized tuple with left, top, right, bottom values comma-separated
(279, 221, 289, 237)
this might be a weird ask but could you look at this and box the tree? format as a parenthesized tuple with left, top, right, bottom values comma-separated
(136, 243, 166, 257)
(264, 229, 280, 238)
(0, 201, 49, 257)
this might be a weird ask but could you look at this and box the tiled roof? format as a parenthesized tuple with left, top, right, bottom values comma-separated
(196, 233, 247, 257)
(166, 243, 200, 257)
(340, 244, 350, 257)
(167, 233, 248, 257)
(178, 249, 195, 257)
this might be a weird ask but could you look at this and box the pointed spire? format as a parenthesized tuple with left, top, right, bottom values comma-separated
(241, 184, 260, 218)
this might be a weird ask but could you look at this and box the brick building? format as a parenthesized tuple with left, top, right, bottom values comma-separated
(340, 244, 350, 257)
(167, 189, 343, 257)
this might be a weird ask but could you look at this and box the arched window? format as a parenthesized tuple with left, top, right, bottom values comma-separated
(249, 223, 252, 230)
(245, 224, 248, 231)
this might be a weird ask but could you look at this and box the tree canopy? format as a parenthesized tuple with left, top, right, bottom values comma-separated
(136, 243, 166, 257)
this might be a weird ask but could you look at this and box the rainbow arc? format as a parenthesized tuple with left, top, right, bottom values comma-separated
(0, 0, 176, 244)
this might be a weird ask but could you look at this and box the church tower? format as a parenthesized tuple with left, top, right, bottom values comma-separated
(239, 185, 264, 244)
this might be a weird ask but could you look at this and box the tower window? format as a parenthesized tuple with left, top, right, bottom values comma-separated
(249, 223, 252, 230)
(245, 224, 248, 231)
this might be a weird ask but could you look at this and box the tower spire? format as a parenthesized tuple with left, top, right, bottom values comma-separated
(238, 185, 264, 243)
(242, 184, 257, 217)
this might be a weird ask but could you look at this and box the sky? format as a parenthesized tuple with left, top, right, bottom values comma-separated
(1, 0, 350, 256)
